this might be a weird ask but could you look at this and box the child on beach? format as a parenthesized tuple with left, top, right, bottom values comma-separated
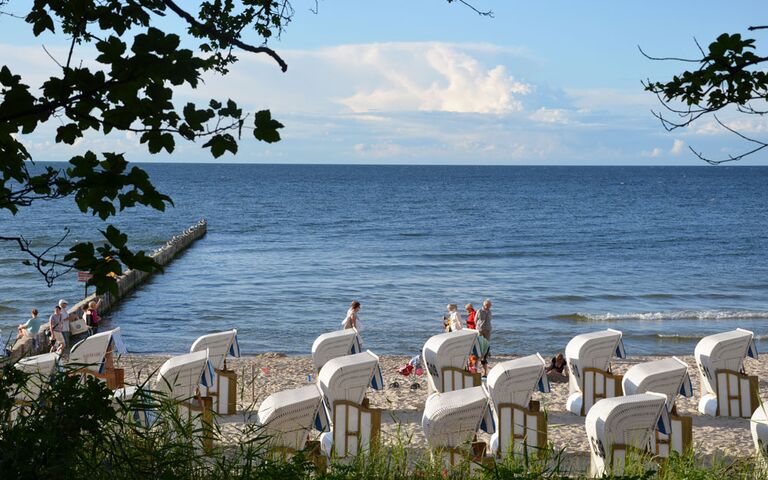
(443, 304, 462, 332)
(467, 354, 478, 374)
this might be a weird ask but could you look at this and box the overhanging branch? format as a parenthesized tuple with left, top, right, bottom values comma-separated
(162, 0, 288, 72)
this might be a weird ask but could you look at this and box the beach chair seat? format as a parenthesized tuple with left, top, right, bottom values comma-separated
(622, 357, 693, 456)
(422, 386, 495, 471)
(752, 405, 768, 457)
(256, 384, 329, 456)
(190, 329, 241, 414)
(69, 328, 128, 389)
(9, 352, 59, 422)
(114, 350, 216, 452)
(585, 393, 670, 478)
(311, 328, 362, 375)
(487, 354, 550, 458)
(317, 350, 384, 458)
(695, 328, 759, 418)
(565, 329, 626, 416)
(422, 330, 482, 394)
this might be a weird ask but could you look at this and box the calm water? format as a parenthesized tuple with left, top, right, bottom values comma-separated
(2, 164, 768, 357)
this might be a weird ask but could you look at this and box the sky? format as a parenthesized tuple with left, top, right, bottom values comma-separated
(2, 0, 767, 165)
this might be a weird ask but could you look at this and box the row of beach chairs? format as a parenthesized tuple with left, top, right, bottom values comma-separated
(6, 325, 768, 477)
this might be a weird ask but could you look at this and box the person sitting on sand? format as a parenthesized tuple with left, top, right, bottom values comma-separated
(444, 304, 462, 332)
(467, 354, 478, 374)
(465, 303, 476, 330)
(546, 352, 569, 382)
(342, 300, 361, 331)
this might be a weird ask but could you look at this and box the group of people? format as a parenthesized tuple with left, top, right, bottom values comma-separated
(339, 299, 494, 377)
(16, 297, 103, 354)
(443, 300, 493, 376)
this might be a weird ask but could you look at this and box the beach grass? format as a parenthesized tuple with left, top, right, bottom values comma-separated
(0, 363, 763, 479)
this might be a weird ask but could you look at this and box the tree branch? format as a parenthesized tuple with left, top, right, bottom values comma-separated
(0, 230, 75, 286)
(161, 0, 288, 72)
(451, 0, 494, 17)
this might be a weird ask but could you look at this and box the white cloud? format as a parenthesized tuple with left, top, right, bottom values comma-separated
(530, 107, 568, 124)
(332, 43, 531, 114)
(670, 139, 684, 155)
(694, 117, 768, 136)
(642, 147, 663, 158)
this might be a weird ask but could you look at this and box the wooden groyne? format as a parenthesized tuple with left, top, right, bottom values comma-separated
(70, 218, 208, 316)
(9, 220, 207, 358)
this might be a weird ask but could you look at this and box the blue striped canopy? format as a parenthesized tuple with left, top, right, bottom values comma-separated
(679, 372, 693, 398)
(538, 373, 551, 394)
(748, 338, 759, 359)
(480, 403, 496, 434)
(370, 364, 384, 390)
(656, 406, 671, 435)
(200, 359, 216, 387)
(615, 339, 626, 359)
(314, 402, 330, 431)
(229, 333, 241, 358)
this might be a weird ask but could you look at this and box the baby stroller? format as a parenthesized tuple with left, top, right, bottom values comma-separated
(391, 355, 424, 390)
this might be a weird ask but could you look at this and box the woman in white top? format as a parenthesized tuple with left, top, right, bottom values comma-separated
(445, 303, 463, 332)
(342, 300, 362, 331)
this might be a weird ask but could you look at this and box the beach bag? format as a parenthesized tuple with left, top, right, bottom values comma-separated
(477, 335, 490, 356)
(70, 317, 89, 335)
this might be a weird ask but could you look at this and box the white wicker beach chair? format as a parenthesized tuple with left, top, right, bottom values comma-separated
(317, 350, 384, 458)
(69, 328, 128, 389)
(622, 357, 693, 456)
(10, 352, 60, 421)
(752, 405, 768, 459)
(256, 384, 329, 454)
(422, 386, 495, 470)
(585, 393, 670, 478)
(487, 354, 550, 457)
(114, 349, 216, 451)
(422, 330, 482, 394)
(695, 328, 759, 417)
(565, 329, 626, 415)
(311, 328, 362, 375)
(190, 329, 241, 414)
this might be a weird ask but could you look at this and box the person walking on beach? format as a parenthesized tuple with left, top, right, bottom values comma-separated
(49, 303, 70, 351)
(465, 303, 477, 330)
(444, 304, 463, 332)
(475, 299, 493, 376)
(342, 300, 362, 331)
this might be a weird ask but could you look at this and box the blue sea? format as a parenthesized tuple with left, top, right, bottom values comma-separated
(2, 164, 768, 358)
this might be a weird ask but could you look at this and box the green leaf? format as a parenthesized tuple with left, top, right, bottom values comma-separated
(253, 110, 284, 143)
(202, 134, 238, 158)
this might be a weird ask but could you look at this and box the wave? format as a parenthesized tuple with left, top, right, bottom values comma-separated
(551, 309, 768, 322)
(544, 292, 743, 303)
(0, 304, 18, 313)
(420, 251, 565, 260)
(630, 333, 768, 342)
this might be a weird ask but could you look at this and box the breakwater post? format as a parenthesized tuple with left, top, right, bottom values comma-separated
(70, 218, 208, 317)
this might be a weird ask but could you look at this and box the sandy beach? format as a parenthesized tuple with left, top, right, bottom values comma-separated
(115, 352, 765, 465)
